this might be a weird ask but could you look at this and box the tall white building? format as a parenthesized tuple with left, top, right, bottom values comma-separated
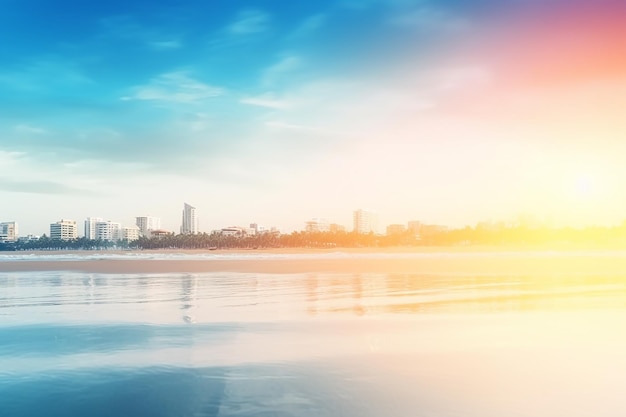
(84, 217, 103, 239)
(0, 221, 18, 242)
(353, 209, 378, 234)
(181, 203, 198, 235)
(95, 221, 121, 241)
(135, 216, 161, 237)
(50, 220, 78, 240)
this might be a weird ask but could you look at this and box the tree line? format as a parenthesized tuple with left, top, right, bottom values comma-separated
(2, 225, 626, 251)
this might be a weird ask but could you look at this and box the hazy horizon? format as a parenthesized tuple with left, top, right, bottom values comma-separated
(2, 0, 626, 235)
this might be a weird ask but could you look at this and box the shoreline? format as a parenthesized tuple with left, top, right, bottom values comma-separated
(3, 242, 626, 256)
(3, 247, 626, 275)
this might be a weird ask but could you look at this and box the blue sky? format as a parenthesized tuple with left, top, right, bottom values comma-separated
(2, 0, 626, 234)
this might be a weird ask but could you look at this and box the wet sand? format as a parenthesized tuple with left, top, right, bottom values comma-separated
(2, 248, 626, 275)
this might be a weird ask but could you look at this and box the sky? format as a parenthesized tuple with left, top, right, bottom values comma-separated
(2, 0, 626, 235)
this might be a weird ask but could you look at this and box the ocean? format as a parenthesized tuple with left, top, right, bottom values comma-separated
(2, 261, 626, 416)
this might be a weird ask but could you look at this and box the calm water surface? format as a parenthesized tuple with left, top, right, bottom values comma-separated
(2, 269, 626, 416)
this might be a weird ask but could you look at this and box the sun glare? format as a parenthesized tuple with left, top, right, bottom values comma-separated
(573, 174, 595, 198)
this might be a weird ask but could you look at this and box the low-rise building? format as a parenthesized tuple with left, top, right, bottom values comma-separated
(407, 221, 421, 235)
(221, 227, 244, 237)
(148, 229, 171, 238)
(122, 226, 140, 241)
(17, 234, 39, 242)
(305, 218, 330, 233)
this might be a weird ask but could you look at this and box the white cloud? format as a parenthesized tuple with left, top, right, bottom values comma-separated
(0, 151, 26, 169)
(127, 71, 223, 103)
(14, 124, 48, 135)
(228, 10, 270, 35)
(262, 56, 302, 86)
(241, 94, 292, 110)
(99, 16, 183, 51)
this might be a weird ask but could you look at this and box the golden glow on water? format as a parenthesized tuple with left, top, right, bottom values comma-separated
(3, 253, 626, 416)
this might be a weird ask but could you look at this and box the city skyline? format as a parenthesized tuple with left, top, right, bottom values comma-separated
(4, 205, 626, 241)
(2, 1, 626, 234)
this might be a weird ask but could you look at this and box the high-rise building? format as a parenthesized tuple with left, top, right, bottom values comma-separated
(181, 203, 198, 235)
(95, 221, 121, 241)
(122, 226, 140, 241)
(136, 216, 161, 237)
(353, 209, 378, 234)
(84, 217, 103, 239)
(0, 221, 18, 242)
(50, 220, 78, 240)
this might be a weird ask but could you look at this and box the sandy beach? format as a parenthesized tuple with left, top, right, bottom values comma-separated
(2, 247, 626, 275)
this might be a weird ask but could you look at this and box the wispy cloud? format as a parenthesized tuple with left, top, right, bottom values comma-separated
(262, 56, 301, 86)
(99, 15, 184, 51)
(0, 178, 91, 195)
(0, 57, 91, 92)
(228, 9, 270, 35)
(241, 93, 292, 110)
(14, 124, 48, 135)
(148, 40, 182, 50)
(388, 7, 470, 32)
(290, 14, 327, 38)
(341, 0, 430, 10)
(123, 71, 224, 103)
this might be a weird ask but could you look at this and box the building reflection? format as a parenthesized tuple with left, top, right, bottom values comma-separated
(181, 274, 197, 323)
(305, 274, 318, 316)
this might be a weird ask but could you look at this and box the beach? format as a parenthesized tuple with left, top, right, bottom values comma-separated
(2, 247, 626, 275)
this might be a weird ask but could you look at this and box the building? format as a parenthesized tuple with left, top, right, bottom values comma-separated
(220, 227, 244, 237)
(407, 221, 421, 236)
(95, 221, 121, 241)
(148, 229, 171, 239)
(386, 224, 407, 235)
(84, 217, 103, 239)
(420, 224, 448, 238)
(250, 223, 267, 234)
(50, 220, 78, 240)
(17, 234, 39, 242)
(329, 223, 346, 233)
(353, 209, 378, 234)
(136, 216, 161, 237)
(121, 226, 140, 241)
(0, 221, 18, 242)
(305, 218, 330, 233)
(181, 203, 198, 235)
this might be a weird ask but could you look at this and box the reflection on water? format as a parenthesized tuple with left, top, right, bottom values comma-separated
(2, 271, 626, 416)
